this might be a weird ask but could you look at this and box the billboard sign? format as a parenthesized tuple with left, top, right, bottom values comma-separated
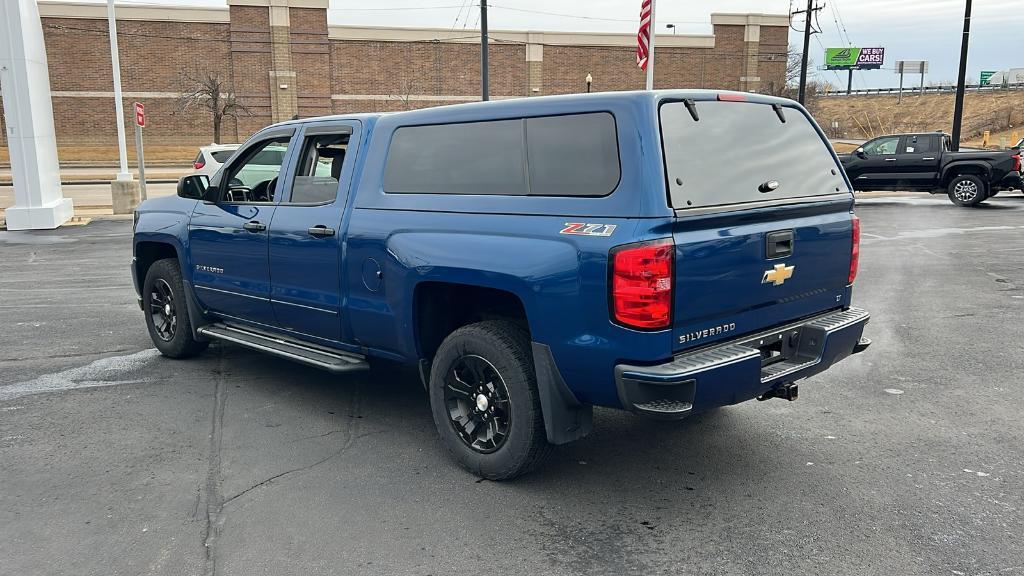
(895, 60, 929, 74)
(825, 47, 885, 70)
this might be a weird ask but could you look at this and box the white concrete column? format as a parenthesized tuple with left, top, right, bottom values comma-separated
(0, 0, 74, 230)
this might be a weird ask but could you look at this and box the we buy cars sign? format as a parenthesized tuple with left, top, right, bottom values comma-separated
(824, 47, 885, 70)
(134, 102, 145, 127)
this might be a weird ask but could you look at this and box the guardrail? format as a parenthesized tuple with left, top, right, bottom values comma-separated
(823, 83, 1024, 97)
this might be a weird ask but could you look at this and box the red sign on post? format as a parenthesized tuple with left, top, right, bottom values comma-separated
(134, 102, 145, 127)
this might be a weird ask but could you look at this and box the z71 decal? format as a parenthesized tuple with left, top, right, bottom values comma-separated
(560, 223, 617, 237)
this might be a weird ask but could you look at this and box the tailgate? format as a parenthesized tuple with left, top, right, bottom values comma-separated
(671, 204, 853, 352)
(659, 96, 855, 352)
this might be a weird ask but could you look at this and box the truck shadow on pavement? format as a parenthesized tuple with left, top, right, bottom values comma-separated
(202, 342, 812, 488)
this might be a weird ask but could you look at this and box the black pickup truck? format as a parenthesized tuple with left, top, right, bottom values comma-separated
(839, 132, 1022, 206)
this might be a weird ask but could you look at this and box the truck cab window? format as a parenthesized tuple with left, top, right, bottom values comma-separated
(901, 135, 936, 154)
(862, 136, 899, 156)
(222, 138, 290, 203)
(287, 133, 349, 204)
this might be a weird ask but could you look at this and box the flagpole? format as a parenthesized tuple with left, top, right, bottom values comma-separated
(645, 0, 656, 90)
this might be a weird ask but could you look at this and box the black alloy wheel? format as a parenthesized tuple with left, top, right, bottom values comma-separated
(142, 258, 209, 359)
(444, 354, 512, 453)
(149, 278, 177, 342)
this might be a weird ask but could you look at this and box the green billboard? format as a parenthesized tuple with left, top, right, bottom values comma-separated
(824, 47, 885, 70)
(980, 70, 997, 86)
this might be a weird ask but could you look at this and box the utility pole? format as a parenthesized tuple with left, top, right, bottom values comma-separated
(951, 0, 972, 151)
(480, 0, 489, 101)
(793, 0, 823, 105)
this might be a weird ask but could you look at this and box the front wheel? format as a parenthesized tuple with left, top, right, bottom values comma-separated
(947, 174, 986, 207)
(428, 320, 552, 480)
(143, 258, 209, 358)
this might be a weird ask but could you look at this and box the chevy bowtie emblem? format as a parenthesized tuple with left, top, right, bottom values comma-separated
(762, 263, 795, 286)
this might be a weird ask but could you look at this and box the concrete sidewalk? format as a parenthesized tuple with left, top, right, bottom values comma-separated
(0, 165, 191, 185)
(0, 181, 177, 222)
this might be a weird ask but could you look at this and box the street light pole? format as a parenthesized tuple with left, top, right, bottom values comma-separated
(106, 0, 131, 181)
(480, 0, 489, 101)
(666, 23, 676, 35)
(950, 0, 972, 151)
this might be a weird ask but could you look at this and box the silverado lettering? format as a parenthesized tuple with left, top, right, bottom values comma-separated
(678, 323, 737, 344)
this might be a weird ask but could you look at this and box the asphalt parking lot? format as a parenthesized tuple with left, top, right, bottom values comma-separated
(2, 193, 1023, 576)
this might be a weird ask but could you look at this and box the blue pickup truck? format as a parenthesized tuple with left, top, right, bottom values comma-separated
(132, 90, 870, 479)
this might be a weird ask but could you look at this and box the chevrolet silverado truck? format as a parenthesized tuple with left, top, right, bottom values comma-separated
(838, 132, 1022, 206)
(132, 91, 870, 479)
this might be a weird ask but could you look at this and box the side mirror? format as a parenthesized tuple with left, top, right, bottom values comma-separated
(855, 147, 866, 158)
(177, 174, 210, 200)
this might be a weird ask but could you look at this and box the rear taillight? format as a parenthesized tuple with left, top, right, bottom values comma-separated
(1013, 153, 1021, 173)
(849, 215, 861, 285)
(610, 238, 674, 330)
(194, 160, 206, 170)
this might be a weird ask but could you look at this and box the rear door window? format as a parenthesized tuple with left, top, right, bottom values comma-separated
(661, 100, 846, 209)
(900, 135, 936, 154)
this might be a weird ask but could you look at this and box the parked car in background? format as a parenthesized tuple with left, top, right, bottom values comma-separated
(192, 144, 238, 178)
(839, 132, 1022, 206)
(134, 91, 870, 479)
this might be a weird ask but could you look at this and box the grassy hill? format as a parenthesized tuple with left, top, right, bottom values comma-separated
(811, 90, 1024, 149)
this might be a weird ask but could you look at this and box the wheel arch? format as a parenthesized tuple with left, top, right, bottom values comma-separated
(413, 280, 530, 363)
(941, 162, 991, 187)
(134, 240, 181, 294)
(411, 280, 592, 445)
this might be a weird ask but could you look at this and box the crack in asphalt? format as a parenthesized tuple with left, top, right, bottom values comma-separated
(220, 383, 366, 508)
(198, 362, 365, 573)
(200, 347, 228, 576)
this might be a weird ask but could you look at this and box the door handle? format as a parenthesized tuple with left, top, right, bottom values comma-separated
(884, 158, 897, 162)
(243, 220, 266, 232)
(766, 230, 794, 259)
(922, 157, 936, 161)
(307, 225, 336, 237)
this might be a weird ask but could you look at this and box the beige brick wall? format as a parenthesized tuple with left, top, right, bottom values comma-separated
(0, 8, 788, 150)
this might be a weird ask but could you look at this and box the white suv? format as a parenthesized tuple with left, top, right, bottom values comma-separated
(192, 144, 239, 177)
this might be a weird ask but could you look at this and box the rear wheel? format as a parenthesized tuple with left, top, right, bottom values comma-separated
(428, 321, 551, 480)
(947, 174, 986, 207)
(143, 258, 209, 358)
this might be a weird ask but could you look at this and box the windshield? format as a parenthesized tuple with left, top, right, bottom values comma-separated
(660, 100, 847, 209)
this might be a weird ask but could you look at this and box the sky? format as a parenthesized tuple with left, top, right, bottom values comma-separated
(99, 0, 1023, 89)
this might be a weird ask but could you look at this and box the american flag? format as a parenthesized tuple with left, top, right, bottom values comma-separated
(636, 0, 652, 71)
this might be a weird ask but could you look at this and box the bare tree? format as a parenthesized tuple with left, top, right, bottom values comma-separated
(177, 67, 249, 144)
(389, 76, 419, 111)
(764, 45, 810, 100)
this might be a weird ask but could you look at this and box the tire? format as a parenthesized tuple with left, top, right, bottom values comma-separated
(947, 174, 987, 207)
(143, 258, 209, 359)
(428, 320, 552, 480)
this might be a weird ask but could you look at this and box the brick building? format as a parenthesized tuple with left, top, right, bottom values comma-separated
(0, 0, 790, 148)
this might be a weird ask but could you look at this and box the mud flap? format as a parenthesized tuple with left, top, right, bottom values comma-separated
(531, 342, 593, 445)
